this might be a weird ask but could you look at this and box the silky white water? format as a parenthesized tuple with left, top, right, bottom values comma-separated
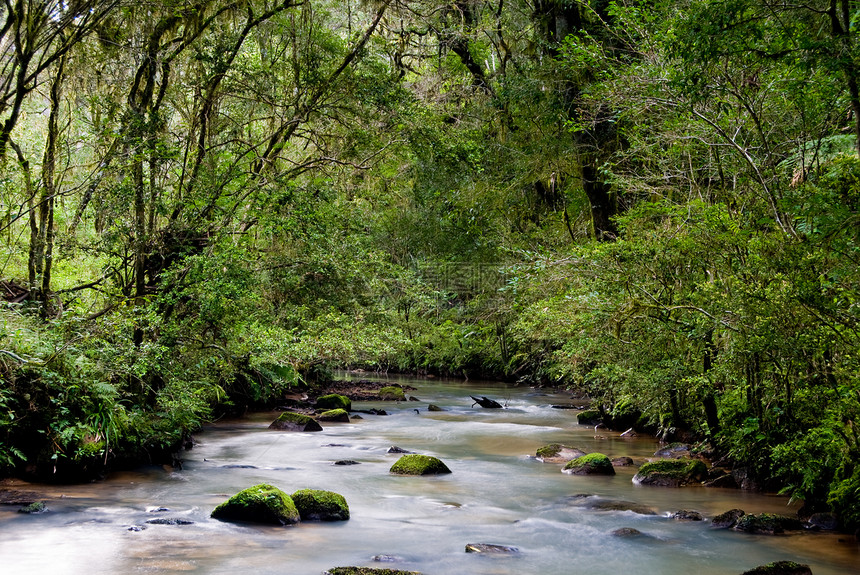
(1, 376, 857, 574)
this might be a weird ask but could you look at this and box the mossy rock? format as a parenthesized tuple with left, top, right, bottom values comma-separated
(269, 412, 323, 431)
(712, 508, 745, 529)
(211, 484, 300, 525)
(733, 513, 804, 535)
(535, 443, 586, 463)
(316, 394, 352, 411)
(379, 386, 406, 401)
(562, 453, 616, 475)
(318, 408, 350, 422)
(740, 561, 813, 575)
(291, 489, 349, 521)
(324, 568, 422, 575)
(18, 501, 47, 514)
(390, 454, 451, 475)
(577, 409, 602, 425)
(632, 458, 707, 487)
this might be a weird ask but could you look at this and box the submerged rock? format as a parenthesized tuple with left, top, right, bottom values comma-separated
(632, 458, 707, 487)
(333, 460, 360, 466)
(535, 443, 587, 463)
(565, 495, 657, 515)
(464, 543, 519, 554)
(562, 453, 616, 475)
(390, 454, 451, 476)
(740, 561, 813, 575)
(211, 483, 300, 525)
(611, 527, 645, 537)
(316, 394, 352, 411)
(806, 512, 838, 531)
(611, 457, 634, 467)
(318, 408, 351, 423)
(712, 508, 745, 529)
(145, 517, 194, 525)
(290, 489, 349, 521)
(269, 412, 323, 432)
(427, 404, 444, 412)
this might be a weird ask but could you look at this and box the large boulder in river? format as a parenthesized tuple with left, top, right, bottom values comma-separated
(740, 561, 813, 575)
(318, 409, 350, 423)
(211, 484, 300, 525)
(390, 454, 451, 475)
(562, 453, 616, 475)
(535, 443, 587, 463)
(733, 513, 804, 535)
(316, 394, 352, 411)
(632, 458, 707, 487)
(290, 489, 349, 521)
(269, 412, 323, 432)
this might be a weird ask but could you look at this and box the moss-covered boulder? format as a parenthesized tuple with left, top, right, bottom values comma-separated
(318, 408, 351, 422)
(562, 453, 616, 475)
(632, 458, 707, 487)
(577, 409, 602, 425)
(211, 484, 300, 525)
(269, 412, 323, 431)
(379, 386, 406, 401)
(324, 568, 422, 575)
(316, 394, 352, 411)
(733, 513, 804, 535)
(535, 443, 587, 463)
(18, 501, 47, 514)
(290, 489, 349, 521)
(390, 454, 451, 475)
(740, 561, 813, 575)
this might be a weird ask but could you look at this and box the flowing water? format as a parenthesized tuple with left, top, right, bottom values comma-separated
(1, 376, 857, 574)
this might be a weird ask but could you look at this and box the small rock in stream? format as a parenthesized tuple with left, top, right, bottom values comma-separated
(145, 518, 195, 525)
(465, 543, 519, 554)
(387, 446, 410, 454)
(333, 460, 361, 466)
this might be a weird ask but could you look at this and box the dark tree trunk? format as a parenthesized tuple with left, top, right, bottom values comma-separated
(581, 163, 617, 241)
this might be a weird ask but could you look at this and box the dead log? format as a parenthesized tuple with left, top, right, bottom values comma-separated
(470, 395, 503, 409)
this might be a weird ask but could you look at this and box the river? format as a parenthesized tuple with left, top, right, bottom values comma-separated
(0, 376, 857, 574)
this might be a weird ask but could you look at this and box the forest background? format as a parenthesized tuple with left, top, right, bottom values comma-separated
(1, 0, 859, 532)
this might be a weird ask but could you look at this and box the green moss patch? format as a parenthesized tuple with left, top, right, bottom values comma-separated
(316, 394, 352, 411)
(562, 453, 615, 475)
(291, 489, 350, 521)
(211, 484, 300, 525)
(379, 386, 406, 401)
(734, 513, 804, 535)
(632, 458, 707, 487)
(390, 454, 451, 475)
(318, 408, 350, 422)
(269, 412, 323, 431)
